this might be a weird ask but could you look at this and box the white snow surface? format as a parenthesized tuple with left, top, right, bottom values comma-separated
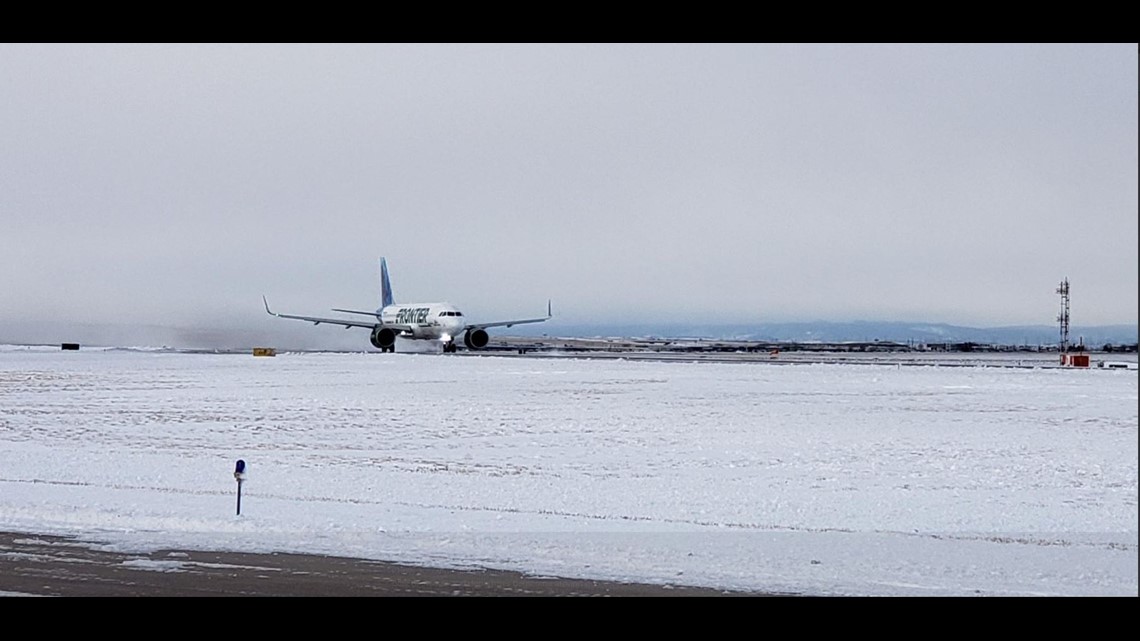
(0, 347, 1135, 596)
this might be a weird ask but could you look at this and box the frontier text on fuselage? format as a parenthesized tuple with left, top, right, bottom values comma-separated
(395, 307, 431, 325)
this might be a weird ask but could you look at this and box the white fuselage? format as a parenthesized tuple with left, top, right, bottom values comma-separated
(379, 302, 466, 341)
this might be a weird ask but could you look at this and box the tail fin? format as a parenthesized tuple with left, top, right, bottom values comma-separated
(379, 257, 394, 310)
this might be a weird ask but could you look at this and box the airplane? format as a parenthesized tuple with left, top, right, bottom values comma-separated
(263, 258, 551, 353)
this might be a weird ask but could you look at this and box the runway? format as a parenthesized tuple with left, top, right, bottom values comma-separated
(0, 530, 754, 597)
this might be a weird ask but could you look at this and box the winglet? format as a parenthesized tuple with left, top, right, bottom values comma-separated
(263, 295, 276, 316)
(548, 299, 552, 318)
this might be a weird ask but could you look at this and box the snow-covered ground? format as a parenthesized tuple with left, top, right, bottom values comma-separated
(0, 346, 1135, 595)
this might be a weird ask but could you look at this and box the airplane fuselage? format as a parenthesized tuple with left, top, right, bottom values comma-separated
(380, 303, 466, 341)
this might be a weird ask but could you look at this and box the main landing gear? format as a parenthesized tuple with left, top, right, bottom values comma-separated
(443, 341, 458, 354)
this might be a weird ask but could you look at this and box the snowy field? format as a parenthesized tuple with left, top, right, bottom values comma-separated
(0, 345, 1136, 596)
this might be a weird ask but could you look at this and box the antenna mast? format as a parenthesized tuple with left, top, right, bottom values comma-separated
(1056, 278, 1070, 353)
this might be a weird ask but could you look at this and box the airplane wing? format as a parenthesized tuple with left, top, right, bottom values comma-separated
(465, 300, 552, 331)
(263, 296, 414, 331)
(331, 308, 382, 317)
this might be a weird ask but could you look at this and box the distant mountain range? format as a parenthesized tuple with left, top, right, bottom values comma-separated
(3, 319, 1137, 351)
(518, 321, 1139, 348)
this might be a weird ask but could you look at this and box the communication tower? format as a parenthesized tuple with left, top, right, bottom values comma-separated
(1056, 278, 1070, 354)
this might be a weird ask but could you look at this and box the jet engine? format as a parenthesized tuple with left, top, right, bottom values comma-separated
(463, 328, 489, 350)
(370, 326, 397, 351)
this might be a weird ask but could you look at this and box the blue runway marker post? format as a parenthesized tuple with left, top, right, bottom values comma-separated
(234, 459, 247, 516)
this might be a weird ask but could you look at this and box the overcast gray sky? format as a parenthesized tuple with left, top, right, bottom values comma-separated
(2, 44, 1136, 343)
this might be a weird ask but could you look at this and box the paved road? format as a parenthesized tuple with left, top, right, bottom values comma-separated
(0, 530, 760, 597)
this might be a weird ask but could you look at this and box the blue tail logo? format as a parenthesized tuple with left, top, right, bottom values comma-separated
(379, 258, 394, 310)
